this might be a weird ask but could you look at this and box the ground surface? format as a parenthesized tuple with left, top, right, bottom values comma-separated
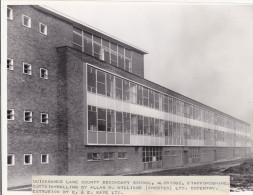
(130, 158, 253, 192)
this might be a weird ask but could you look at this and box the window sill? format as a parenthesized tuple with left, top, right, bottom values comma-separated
(87, 160, 100, 162)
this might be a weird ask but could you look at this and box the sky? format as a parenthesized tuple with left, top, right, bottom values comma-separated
(47, 2, 253, 124)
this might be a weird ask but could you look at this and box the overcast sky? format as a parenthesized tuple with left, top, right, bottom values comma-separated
(47, 2, 253, 124)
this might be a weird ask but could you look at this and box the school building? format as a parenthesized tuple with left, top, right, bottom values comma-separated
(7, 5, 251, 187)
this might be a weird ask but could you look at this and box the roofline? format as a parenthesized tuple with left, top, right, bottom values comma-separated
(33, 5, 148, 54)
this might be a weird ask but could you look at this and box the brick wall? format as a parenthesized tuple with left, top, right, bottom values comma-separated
(7, 5, 73, 187)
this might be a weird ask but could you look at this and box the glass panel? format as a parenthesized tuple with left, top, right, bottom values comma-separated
(137, 85, 142, 105)
(143, 87, 149, 107)
(150, 118, 154, 135)
(154, 91, 159, 109)
(155, 119, 159, 136)
(160, 120, 165, 136)
(129, 82, 137, 104)
(123, 80, 130, 102)
(97, 70, 106, 95)
(94, 42, 102, 59)
(107, 110, 115, 132)
(97, 108, 106, 131)
(73, 32, 82, 47)
(115, 77, 123, 100)
(87, 66, 96, 93)
(123, 113, 131, 133)
(138, 116, 143, 135)
(125, 48, 131, 59)
(88, 106, 97, 131)
(106, 74, 114, 98)
(116, 112, 123, 132)
(144, 117, 150, 135)
(163, 95, 168, 112)
(131, 114, 138, 134)
(93, 35, 101, 43)
(165, 121, 169, 136)
(149, 90, 154, 108)
(118, 54, 124, 69)
(73, 26, 82, 34)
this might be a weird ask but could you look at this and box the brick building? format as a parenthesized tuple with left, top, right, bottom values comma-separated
(7, 5, 251, 187)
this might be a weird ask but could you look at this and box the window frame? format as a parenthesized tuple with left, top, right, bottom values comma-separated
(22, 15, 31, 28)
(24, 154, 32, 165)
(7, 109, 14, 120)
(118, 152, 127, 159)
(23, 63, 32, 75)
(87, 153, 101, 161)
(41, 154, 49, 164)
(104, 152, 114, 160)
(41, 113, 49, 124)
(7, 154, 15, 166)
(40, 68, 48, 79)
(7, 58, 14, 70)
(24, 111, 32, 122)
(7, 7, 13, 20)
(39, 23, 47, 35)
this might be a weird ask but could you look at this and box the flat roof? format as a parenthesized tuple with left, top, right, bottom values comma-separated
(33, 5, 148, 54)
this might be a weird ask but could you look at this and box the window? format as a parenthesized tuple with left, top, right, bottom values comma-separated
(129, 82, 137, 103)
(110, 43, 117, 66)
(138, 115, 143, 135)
(7, 58, 13, 70)
(22, 15, 31, 28)
(102, 39, 110, 63)
(39, 23, 47, 35)
(115, 77, 123, 100)
(104, 152, 114, 160)
(97, 108, 106, 131)
(154, 91, 159, 109)
(7, 109, 14, 120)
(123, 80, 130, 101)
(143, 117, 150, 135)
(118, 152, 127, 159)
(97, 70, 106, 95)
(41, 113, 48, 124)
(93, 35, 102, 60)
(87, 153, 100, 161)
(41, 154, 49, 164)
(137, 85, 142, 105)
(7, 7, 13, 20)
(142, 147, 162, 162)
(148, 89, 154, 108)
(118, 46, 124, 69)
(116, 112, 123, 132)
(143, 87, 149, 107)
(107, 110, 115, 132)
(23, 63, 32, 75)
(154, 119, 159, 136)
(87, 66, 96, 93)
(88, 105, 97, 131)
(131, 114, 138, 134)
(165, 121, 169, 136)
(73, 27, 83, 51)
(24, 154, 32, 165)
(123, 113, 130, 133)
(106, 74, 114, 98)
(125, 49, 132, 72)
(24, 111, 32, 122)
(83, 31, 93, 55)
(8, 154, 15, 166)
(40, 68, 48, 79)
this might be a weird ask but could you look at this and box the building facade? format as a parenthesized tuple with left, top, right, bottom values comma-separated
(7, 5, 251, 187)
